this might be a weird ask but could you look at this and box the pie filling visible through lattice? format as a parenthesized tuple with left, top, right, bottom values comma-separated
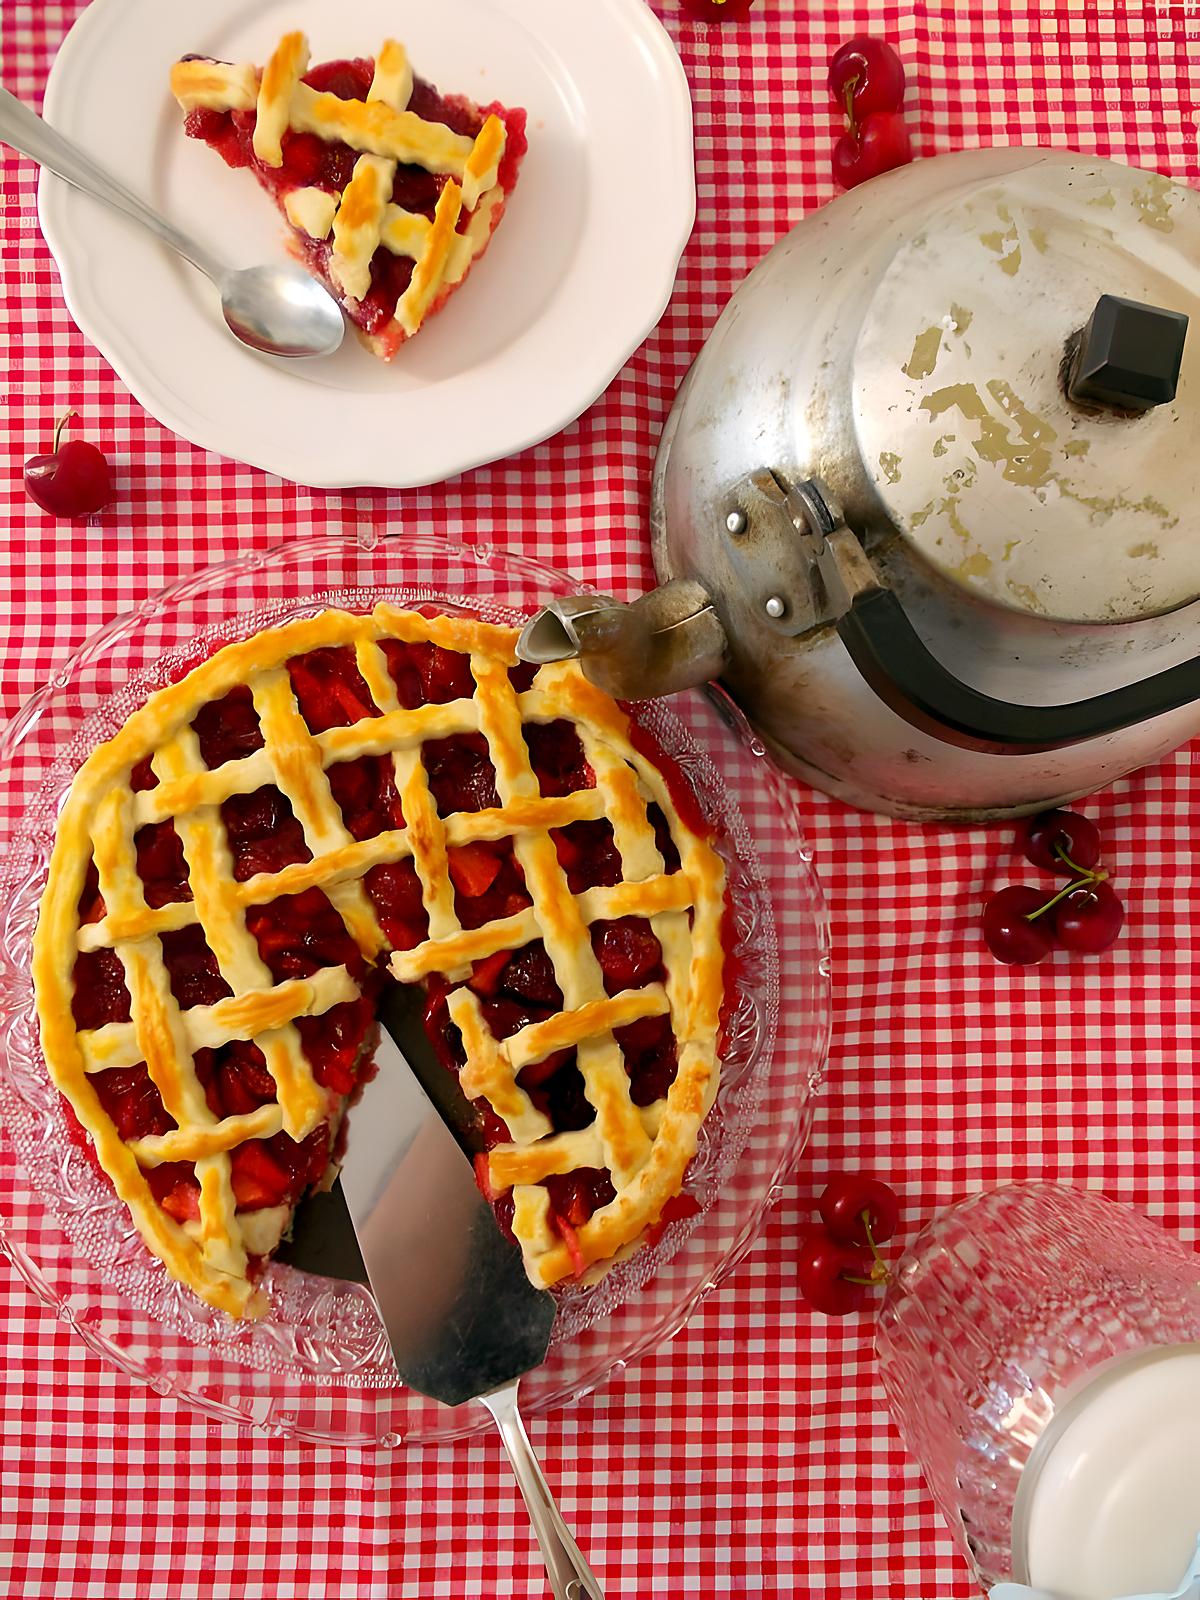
(171, 33, 528, 359)
(32, 608, 727, 1318)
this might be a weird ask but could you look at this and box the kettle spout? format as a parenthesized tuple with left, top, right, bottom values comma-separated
(517, 580, 727, 699)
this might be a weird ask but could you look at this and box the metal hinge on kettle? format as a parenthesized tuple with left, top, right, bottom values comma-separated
(518, 473, 1200, 757)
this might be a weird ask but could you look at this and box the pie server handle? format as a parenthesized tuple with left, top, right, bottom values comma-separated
(481, 1380, 605, 1600)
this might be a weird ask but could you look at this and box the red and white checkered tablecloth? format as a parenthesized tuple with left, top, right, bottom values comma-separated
(2, 2, 1198, 1595)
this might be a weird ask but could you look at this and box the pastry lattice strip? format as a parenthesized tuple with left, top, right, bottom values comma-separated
(50, 608, 725, 1307)
(171, 34, 508, 338)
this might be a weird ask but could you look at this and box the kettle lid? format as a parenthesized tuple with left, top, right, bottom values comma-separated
(853, 158, 1200, 623)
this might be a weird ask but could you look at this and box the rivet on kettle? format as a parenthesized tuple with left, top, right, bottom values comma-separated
(764, 595, 787, 619)
(725, 510, 747, 535)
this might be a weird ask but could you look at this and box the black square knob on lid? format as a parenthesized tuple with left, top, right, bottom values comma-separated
(1067, 293, 1189, 412)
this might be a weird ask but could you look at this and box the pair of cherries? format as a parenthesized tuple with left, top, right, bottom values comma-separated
(798, 1176, 899, 1316)
(828, 37, 913, 189)
(982, 809, 1125, 966)
(675, 6, 914, 192)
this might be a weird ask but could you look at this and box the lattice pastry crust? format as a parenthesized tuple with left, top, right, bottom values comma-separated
(171, 34, 523, 357)
(33, 608, 726, 1317)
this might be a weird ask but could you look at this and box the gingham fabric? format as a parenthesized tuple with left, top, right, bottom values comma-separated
(1, 2, 1197, 1596)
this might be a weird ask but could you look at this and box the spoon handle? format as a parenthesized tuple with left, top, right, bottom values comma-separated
(481, 1380, 604, 1600)
(0, 87, 224, 282)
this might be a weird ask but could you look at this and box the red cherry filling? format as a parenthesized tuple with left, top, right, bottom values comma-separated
(382, 640, 477, 708)
(131, 757, 158, 793)
(230, 1127, 330, 1211)
(423, 733, 500, 815)
(591, 918, 664, 994)
(474, 940, 561, 1008)
(365, 859, 429, 951)
(183, 104, 247, 167)
(145, 1162, 202, 1224)
(328, 755, 405, 841)
(615, 1013, 679, 1107)
(452, 842, 530, 930)
(193, 1040, 278, 1118)
(447, 841, 503, 899)
(160, 925, 234, 1010)
(648, 804, 681, 873)
(92, 1064, 175, 1142)
(192, 686, 264, 769)
(246, 890, 365, 983)
(288, 648, 379, 734)
(543, 1168, 615, 1229)
(522, 1056, 592, 1128)
(135, 821, 192, 908)
(295, 995, 377, 1096)
(222, 786, 312, 882)
(71, 948, 132, 1031)
(523, 721, 594, 797)
(552, 819, 623, 893)
(78, 859, 105, 926)
(303, 57, 375, 102)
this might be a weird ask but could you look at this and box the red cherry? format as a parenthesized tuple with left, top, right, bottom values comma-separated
(23, 412, 113, 519)
(1053, 880, 1125, 953)
(828, 36, 906, 119)
(677, 0, 757, 20)
(982, 884, 1056, 966)
(798, 1228, 875, 1317)
(1024, 809, 1103, 876)
(819, 1176, 899, 1249)
(832, 112, 913, 190)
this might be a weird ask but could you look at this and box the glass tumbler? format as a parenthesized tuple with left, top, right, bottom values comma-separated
(875, 1183, 1200, 1590)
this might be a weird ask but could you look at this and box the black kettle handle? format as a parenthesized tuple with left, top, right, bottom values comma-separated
(837, 584, 1200, 754)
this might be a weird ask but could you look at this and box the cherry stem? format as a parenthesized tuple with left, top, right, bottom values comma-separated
(862, 1210, 883, 1262)
(52, 411, 76, 454)
(843, 78, 860, 138)
(840, 1208, 891, 1288)
(1024, 837, 1109, 923)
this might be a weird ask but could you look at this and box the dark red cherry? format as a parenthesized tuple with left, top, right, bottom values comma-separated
(832, 112, 913, 189)
(828, 36, 906, 119)
(678, 0, 757, 20)
(1054, 881, 1125, 953)
(819, 1176, 899, 1248)
(798, 1229, 875, 1316)
(982, 885, 1055, 966)
(23, 412, 113, 519)
(1024, 809, 1103, 876)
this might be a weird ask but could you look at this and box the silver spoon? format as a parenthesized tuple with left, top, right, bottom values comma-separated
(0, 87, 345, 359)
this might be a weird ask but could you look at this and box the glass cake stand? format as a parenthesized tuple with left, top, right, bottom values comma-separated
(0, 534, 830, 1446)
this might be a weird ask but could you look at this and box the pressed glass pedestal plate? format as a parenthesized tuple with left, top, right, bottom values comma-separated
(0, 534, 830, 1447)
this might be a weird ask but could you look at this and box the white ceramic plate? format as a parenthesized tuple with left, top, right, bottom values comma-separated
(38, 0, 695, 487)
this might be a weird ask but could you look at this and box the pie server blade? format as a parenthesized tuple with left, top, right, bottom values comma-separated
(276, 982, 603, 1600)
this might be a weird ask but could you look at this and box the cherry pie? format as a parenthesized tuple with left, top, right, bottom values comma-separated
(33, 608, 727, 1317)
(171, 34, 528, 359)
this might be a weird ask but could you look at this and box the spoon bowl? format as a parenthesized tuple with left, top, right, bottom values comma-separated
(221, 262, 346, 359)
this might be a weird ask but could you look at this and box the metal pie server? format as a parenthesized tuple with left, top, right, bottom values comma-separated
(278, 984, 603, 1600)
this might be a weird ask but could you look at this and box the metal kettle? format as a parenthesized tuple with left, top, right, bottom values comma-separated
(520, 148, 1200, 820)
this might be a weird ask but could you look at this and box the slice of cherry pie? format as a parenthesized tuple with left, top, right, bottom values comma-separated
(171, 33, 528, 359)
(33, 608, 727, 1317)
